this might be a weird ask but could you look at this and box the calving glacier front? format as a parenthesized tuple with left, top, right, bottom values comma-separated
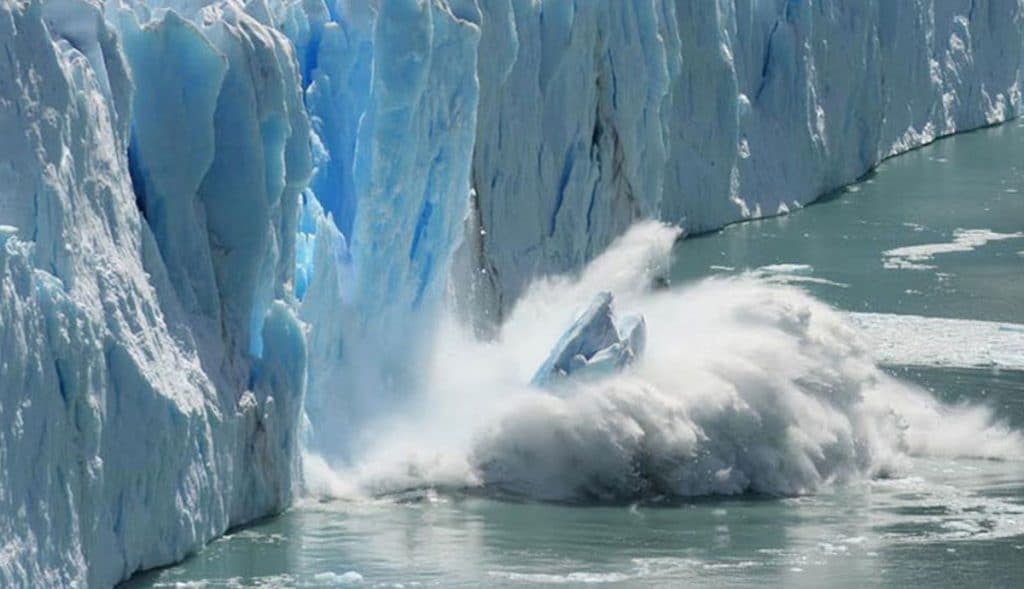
(1, 0, 1023, 586)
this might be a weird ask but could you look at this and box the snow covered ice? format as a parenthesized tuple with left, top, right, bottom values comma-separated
(3, 0, 1024, 586)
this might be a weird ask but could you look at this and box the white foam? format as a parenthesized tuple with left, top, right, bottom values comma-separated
(220, 530, 287, 545)
(847, 313, 1024, 369)
(488, 558, 762, 586)
(306, 223, 1023, 503)
(153, 572, 365, 588)
(869, 473, 1024, 542)
(751, 263, 849, 288)
(883, 228, 1024, 269)
(311, 571, 363, 586)
(756, 263, 814, 274)
(488, 571, 630, 584)
(708, 263, 849, 288)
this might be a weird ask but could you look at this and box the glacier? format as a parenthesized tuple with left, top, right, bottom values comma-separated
(0, 1, 307, 586)
(2, 0, 1024, 586)
(462, 0, 1024, 324)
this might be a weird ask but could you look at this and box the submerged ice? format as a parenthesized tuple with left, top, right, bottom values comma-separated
(3, 0, 1024, 586)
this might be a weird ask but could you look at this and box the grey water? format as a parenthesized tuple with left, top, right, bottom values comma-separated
(125, 123, 1024, 587)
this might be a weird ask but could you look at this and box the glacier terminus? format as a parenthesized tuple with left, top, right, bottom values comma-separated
(2, 0, 1024, 587)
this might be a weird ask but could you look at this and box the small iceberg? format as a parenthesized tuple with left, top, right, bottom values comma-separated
(531, 292, 646, 387)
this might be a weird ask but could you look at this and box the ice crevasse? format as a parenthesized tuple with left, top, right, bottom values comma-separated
(1, 0, 1023, 586)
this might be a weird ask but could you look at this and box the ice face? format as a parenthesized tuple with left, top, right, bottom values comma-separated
(289, 0, 482, 460)
(463, 0, 1024, 326)
(0, 2, 307, 586)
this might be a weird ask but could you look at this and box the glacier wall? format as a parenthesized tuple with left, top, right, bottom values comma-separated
(2, 0, 1024, 586)
(0, 1, 307, 586)
(287, 0, 480, 459)
(463, 0, 1024, 323)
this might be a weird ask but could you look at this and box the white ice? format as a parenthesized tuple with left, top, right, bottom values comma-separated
(848, 313, 1024, 370)
(883, 228, 1024, 270)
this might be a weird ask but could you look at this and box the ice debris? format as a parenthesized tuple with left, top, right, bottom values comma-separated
(532, 292, 646, 387)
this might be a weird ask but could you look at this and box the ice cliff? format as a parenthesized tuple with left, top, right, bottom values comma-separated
(1, 1, 306, 585)
(462, 0, 1024, 323)
(2, 0, 1024, 586)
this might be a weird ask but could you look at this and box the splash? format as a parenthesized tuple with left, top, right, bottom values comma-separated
(304, 222, 1022, 502)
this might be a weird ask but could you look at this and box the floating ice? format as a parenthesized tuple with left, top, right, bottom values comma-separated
(847, 313, 1024, 369)
(531, 292, 646, 387)
(883, 229, 1024, 270)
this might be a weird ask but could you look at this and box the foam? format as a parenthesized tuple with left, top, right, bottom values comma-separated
(749, 264, 850, 288)
(487, 571, 630, 584)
